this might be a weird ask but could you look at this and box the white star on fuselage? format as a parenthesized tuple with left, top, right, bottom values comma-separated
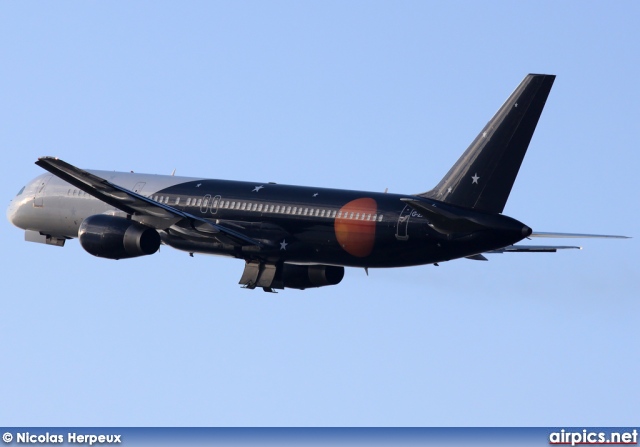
(196, 183, 202, 188)
(280, 239, 288, 250)
(471, 173, 480, 184)
(252, 185, 264, 192)
(312, 193, 319, 197)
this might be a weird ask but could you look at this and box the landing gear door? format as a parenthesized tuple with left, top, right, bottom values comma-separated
(395, 204, 412, 240)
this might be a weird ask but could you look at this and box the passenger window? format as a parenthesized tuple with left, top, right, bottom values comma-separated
(257, 204, 263, 212)
(349, 212, 354, 219)
(197, 199, 202, 206)
(176, 197, 181, 205)
(378, 215, 383, 222)
(332, 210, 337, 218)
(337, 211, 342, 218)
(314, 209, 319, 216)
(212, 199, 219, 208)
(320, 210, 326, 217)
(286, 206, 291, 214)
(355, 213, 360, 220)
(241, 203, 247, 210)
(304, 208, 308, 216)
(275, 205, 281, 213)
(252, 203, 257, 211)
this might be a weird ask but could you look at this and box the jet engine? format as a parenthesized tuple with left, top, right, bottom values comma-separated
(78, 214, 161, 260)
(281, 264, 345, 290)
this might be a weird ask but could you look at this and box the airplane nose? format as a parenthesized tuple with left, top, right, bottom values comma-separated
(7, 199, 19, 227)
(7, 196, 29, 230)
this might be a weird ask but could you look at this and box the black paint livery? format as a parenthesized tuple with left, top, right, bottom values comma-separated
(9, 74, 628, 291)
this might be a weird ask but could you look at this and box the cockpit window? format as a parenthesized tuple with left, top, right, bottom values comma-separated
(16, 186, 25, 196)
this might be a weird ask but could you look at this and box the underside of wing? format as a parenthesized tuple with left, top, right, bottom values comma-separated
(35, 157, 263, 248)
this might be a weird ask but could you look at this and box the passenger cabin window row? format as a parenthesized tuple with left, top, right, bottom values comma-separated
(68, 188, 384, 222)
(68, 189, 91, 198)
(169, 195, 384, 222)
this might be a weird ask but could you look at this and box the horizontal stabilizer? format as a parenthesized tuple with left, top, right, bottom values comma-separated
(531, 232, 630, 239)
(465, 254, 488, 261)
(488, 245, 581, 253)
(400, 198, 487, 234)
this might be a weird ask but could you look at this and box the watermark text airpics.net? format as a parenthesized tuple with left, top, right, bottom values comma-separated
(2, 432, 121, 445)
(549, 429, 638, 446)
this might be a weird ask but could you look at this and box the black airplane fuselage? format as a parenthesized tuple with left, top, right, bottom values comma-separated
(151, 178, 530, 268)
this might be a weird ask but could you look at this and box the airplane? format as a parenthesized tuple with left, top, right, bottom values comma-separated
(6, 74, 629, 292)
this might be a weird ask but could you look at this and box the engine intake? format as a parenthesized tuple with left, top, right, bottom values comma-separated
(78, 214, 161, 260)
(281, 264, 345, 290)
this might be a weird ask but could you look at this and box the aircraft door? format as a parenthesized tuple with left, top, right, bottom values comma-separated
(132, 182, 146, 194)
(210, 195, 221, 215)
(33, 175, 52, 208)
(201, 194, 212, 214)
(395, 205, 412, 240)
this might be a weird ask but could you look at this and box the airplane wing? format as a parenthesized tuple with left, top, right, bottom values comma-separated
(35, 156, 263, 248)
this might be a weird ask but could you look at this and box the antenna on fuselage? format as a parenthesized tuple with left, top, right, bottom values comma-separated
(171, 169, 176, 176)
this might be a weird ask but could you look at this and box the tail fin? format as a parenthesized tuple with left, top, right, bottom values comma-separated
(420, 74, 555, 214)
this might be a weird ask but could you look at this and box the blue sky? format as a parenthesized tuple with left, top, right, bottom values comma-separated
(1, 1, 638, 427)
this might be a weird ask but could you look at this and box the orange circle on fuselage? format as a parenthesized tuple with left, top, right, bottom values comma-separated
(334, 198, 377, 257)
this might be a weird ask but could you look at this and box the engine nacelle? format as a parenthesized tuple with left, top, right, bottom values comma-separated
(281, 264, 345, 290)
(78, 214, 161, 260)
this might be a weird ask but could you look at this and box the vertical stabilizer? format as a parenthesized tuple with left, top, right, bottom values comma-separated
(421, 74, 555, 214)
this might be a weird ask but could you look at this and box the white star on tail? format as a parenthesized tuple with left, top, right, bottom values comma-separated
(252, 185, 264, 192)
(280, 239, 288, 250)
(471, 173, 480, 184)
